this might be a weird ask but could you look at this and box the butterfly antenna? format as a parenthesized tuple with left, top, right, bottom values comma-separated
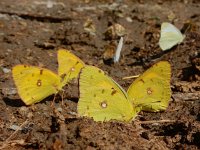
(137, 119, 176, 124)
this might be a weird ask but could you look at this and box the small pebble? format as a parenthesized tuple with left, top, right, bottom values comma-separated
(2, 87, 17, 96)
(57, 107, 63, 112)
(2, 67, 11, 73)
(9, 124, 22, 131)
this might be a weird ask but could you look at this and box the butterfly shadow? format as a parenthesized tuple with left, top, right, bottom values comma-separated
(126, 50, 168, 67)
(41, 95, 63, 105)
(148, 46, 177, 62)
(181, 65, 199, 81)
(155, 122, 188, 137)
(3, 97, 26, 107)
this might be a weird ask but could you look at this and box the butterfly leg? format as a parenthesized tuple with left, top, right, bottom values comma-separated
(61, 90, 64, 106)
(51, 95, 56, 107)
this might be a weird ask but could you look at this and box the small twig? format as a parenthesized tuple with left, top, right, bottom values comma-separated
(172, 92, 200, 101)
(137, 120, 176, 124)
(122, 75, 140, 80)
(0, 120, 28, 149)
(5, 120, 28, 142)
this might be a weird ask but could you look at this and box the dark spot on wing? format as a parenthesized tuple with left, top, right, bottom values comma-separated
(70, 67, 75, 72)
(102, 89, 105, 94)
(37, 79, 42, 87)
(111, 89, 117, 95)
(147, 87, 153, 95)
(32, 73, 34, 77)
(60, 73, 67, 82)
(75, 61, 79, 65)
(94, 94, 96, 97)
(121, 114, 126, 118)
(70, 61, 80, 72)
(24, 65, 27, 68)
(25, 88, 28, 91)
(100, 101, 107, 108)
(139, 79, 144, 83)
(40, 69, 43, 75)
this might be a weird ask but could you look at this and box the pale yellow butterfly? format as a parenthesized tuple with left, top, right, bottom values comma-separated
(159, 22, 185, 51)
(12, 49, 85, 105)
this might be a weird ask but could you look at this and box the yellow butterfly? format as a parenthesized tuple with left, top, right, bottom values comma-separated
(127, 61, 171, 112)
(78, 66, 138, 122)
(78, 61, 171, 122)
(12, 49, 85, 105)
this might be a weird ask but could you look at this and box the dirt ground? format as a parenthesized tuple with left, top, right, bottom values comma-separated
(0, 0, 200, 149)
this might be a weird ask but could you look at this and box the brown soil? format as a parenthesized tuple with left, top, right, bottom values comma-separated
(0, 0, 200, 149)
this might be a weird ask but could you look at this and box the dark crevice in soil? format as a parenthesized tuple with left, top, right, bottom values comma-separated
(0, 10, 72, 23)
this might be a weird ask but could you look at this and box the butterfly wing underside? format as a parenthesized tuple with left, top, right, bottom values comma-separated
(159, 22, 185, 51)
(78, 66, 136, 122)
(57, 49, 85, 86)
(12, 65, 62, 105)
(127, 61, 171, 112)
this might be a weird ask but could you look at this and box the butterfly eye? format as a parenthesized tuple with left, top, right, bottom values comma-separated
(100, 101, 107, 108)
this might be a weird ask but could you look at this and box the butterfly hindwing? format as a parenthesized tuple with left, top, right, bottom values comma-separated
(78, 66, 136, 122)
(12, 65, 62, 105)
(127, 61, 171, 112)
(159, 22, 185, 51)
(57, 49, 85, 86)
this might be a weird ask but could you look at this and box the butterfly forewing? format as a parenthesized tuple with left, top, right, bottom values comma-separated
(12, 65, 62, 105)
(78, 66, 136, 122)
(57, 49, 85, 86)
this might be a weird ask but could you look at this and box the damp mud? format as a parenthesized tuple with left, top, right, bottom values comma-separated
(0, 0, 200, 149)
